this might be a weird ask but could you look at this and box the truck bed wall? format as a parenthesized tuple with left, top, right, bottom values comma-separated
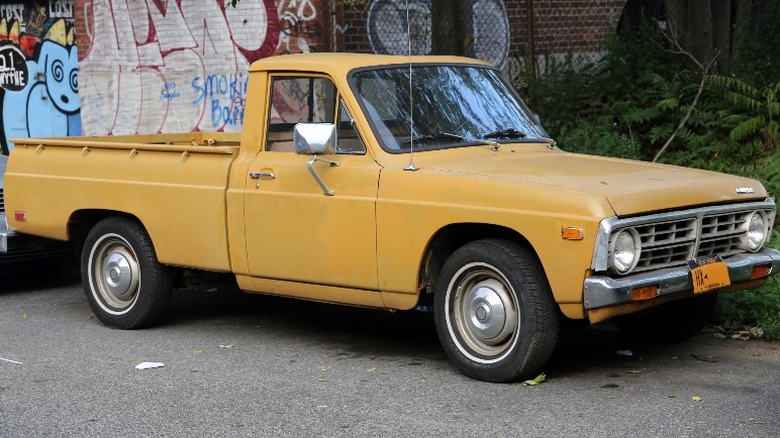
(5, 136, 240, 272)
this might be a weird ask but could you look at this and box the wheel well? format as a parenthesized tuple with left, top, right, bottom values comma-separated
(418, 223, 534, 305)
(67, 210, 140, 250)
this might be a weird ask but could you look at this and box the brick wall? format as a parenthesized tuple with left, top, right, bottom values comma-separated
(4, 0, 625, 138)
(339, 0, 626, 80)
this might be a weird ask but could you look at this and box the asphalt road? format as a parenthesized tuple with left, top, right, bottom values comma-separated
(1, 268, 779, 437)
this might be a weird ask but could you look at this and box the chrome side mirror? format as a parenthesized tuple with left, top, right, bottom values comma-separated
(294, 123, 336, 155)
(293, 123, 341, 196)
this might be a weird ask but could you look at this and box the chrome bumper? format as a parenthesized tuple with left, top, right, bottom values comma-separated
(583, 248, 780, 310)
(0, 212, 12, 253)
(0, 227, 15, 252)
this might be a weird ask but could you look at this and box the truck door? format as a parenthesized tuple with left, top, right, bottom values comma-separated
(243, 75, 381, 290)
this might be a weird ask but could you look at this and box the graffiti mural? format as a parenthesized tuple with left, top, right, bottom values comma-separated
(0, 1, 80, 155)
(74, 0, 325, 136)
(366, 0, 509, 68)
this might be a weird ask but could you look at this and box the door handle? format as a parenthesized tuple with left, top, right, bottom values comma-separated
(249, 172, 276, 179)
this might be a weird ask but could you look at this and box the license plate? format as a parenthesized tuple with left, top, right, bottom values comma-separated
(688, 255, 731, 294)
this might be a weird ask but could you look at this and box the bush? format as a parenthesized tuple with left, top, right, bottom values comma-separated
(521, 15, 780, 339)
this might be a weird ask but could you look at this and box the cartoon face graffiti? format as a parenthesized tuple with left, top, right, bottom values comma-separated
(1, 38, 82, 153)
(41, 41, 79, 115)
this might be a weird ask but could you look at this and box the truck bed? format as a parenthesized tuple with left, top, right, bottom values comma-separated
(5, 133, 241, 272)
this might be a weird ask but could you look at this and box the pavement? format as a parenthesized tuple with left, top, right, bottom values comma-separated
(1, 268, 779, 437)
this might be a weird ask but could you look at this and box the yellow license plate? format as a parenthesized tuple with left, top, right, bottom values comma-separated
(688, 255, 731, 294)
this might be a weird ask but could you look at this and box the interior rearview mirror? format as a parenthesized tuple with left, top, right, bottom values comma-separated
(294, 123, 336, 155)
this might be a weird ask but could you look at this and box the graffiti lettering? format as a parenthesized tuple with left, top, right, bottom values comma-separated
(78, 0, 323, 135)
(160, 82, 181, 101)
(211, 97, 245, 126)
(191, 73, 248, 105)
(49, 0, 74, 18)
(0, 4, 24, 21)
(0, 45, 28, 91)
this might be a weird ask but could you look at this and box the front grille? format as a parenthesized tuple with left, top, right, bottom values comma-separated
(633, 219, 696, 270)
(0, 188, 4, 214)
(607, 205, 775, 274)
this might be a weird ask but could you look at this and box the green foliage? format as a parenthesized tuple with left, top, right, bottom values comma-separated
(715, 232, 780, 339)
(556, 116, 641, 159)
(520, 13, 780, 339)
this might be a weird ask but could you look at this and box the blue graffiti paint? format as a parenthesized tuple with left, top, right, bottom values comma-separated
(2, 39, 81, 152)
(192, 72, 248, 128)
(160, 82, 180, 101)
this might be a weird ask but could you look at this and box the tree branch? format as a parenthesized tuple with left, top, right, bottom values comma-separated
(651, 23, 719, 163)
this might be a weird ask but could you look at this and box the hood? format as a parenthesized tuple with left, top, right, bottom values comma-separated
(417, 147, 766, 216)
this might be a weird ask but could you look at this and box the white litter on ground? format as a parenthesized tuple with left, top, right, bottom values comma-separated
(135, 362, 164, 370)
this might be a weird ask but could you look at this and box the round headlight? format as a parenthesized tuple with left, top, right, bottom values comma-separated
(611, 228, 641, 274)
(746, 211, 768, 251)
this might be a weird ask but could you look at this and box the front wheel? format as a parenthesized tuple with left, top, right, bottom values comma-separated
(81, 217, 173, 329)
(434, 239, 559, 382)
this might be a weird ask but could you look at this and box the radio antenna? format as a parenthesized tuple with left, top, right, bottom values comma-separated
(403, 0, 418, 171)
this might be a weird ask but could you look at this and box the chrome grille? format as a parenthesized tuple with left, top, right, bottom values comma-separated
(601, 203, 777, 275)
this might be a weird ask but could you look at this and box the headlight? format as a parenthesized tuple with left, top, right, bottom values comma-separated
(744, 211, 768, 251)
(610, 228, 641, 274)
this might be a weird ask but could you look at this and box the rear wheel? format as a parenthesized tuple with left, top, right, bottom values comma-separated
(434, 239, 559, 382)
(614, 294, 718, 344)
(81, 217, 172, 329)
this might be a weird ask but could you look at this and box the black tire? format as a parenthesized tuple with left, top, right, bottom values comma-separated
(613, 293, 718, 344)
(81, 217, 173, 329)
(434, 239, 559, 382)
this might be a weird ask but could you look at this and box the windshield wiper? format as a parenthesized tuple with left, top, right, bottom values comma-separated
(411, 132, 471, 143)
(409, 132, 500, 151)
(482, 128, 526, 140)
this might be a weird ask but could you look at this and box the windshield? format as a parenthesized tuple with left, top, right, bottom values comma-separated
(350, 64, 548, 152)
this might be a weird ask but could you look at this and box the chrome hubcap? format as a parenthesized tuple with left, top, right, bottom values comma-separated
(466, 280, 512, 342)
(452, 265, 519, 359)
(91, 235, 140, 311)
(103, 250, 136, 301)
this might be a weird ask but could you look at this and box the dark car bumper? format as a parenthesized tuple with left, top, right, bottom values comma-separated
(1, 216, 69, 266)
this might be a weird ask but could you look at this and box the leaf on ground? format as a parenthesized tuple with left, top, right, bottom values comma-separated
(367, 367, 377, 373)
(193, 349, 205, 354)
(691, 354, 719, 363)
(21, 314, 29, 319)
(668, 394, 677, 398)
(218, 344, 234, 349)
(692, 396, 702, 402)
(625, 369, 643, 374)
(521, 372, 546, 386)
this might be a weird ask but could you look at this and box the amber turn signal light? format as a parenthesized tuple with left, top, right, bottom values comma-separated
(631, 285, 658, 301)
(561, 227, 583, 240)
(750, 265, 771, 280)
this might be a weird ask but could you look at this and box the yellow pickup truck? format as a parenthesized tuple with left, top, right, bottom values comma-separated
(3, 53, 778, 382)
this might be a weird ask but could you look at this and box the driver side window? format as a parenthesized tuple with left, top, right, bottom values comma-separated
(266, 76, 366, 155)
(266, 76, 336, 152)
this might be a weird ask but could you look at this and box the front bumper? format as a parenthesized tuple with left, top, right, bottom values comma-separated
(583, 247, 780, 310)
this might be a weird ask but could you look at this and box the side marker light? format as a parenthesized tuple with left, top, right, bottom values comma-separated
(561, 227, 583, 240)
(631, 285, 658, 301)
